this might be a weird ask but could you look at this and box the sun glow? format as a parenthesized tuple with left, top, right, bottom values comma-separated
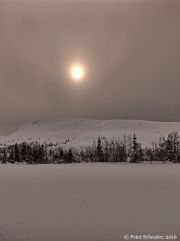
(70, 64, 85, 82)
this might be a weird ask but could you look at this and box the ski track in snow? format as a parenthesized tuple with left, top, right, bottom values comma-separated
(0, 226, 17, 241)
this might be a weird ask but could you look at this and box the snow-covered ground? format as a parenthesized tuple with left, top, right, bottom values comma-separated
(1, 119, 180, 147)
(0, 163, 179, 241)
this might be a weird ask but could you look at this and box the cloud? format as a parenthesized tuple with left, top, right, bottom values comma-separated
(0, 0, 180, 133)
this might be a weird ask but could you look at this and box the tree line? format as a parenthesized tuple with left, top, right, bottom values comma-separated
(0, 131, 180, 164)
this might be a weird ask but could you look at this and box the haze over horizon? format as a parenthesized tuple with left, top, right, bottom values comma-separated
(0, 0, 180, 134)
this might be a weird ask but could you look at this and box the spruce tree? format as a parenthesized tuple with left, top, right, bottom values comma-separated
(96, 137, 104, 162)
(138, 143, 144, 162)
(130, 134, 139, 163)
(67, 148, 73, 163)
(26, 144, 33, 164)
(2, 148, 7, 164)
(14, 143, 20, 163)
(21, 142, 27, 162)
(166, 132, 179, 163)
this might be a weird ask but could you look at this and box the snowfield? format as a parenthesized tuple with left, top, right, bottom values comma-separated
(0, 163, 180, 241)
(1, 119, 180, 147)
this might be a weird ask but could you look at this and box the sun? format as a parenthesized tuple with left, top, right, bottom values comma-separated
(70, 64, 85, 82)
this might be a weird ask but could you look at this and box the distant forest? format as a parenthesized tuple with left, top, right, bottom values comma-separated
(0, 131, 180, 164)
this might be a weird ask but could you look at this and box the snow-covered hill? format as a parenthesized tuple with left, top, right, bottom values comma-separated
(1, 119, 180, 147)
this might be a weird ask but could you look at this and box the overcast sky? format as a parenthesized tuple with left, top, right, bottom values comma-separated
(0, 0, 180, 134)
